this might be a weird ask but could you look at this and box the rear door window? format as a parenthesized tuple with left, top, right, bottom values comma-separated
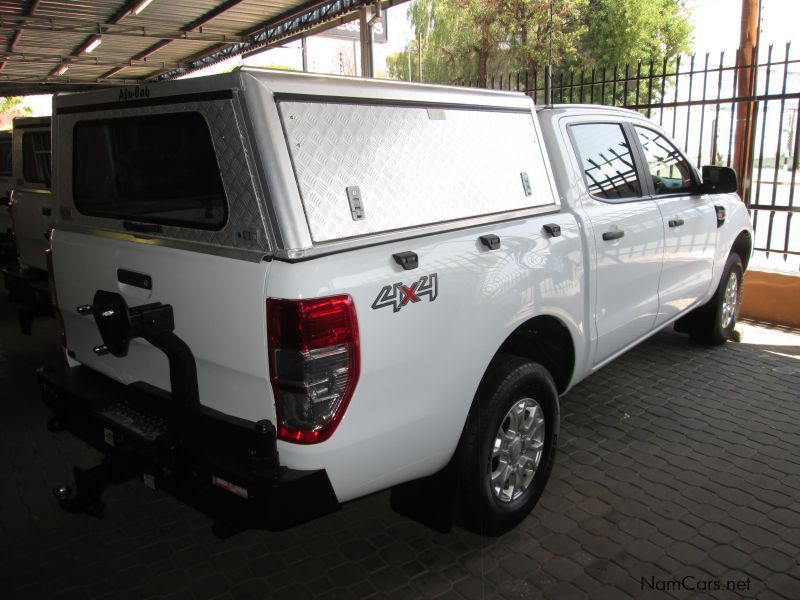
(22, 131, 51, 186)
(570, 123, 642, 201)
(73, 112, 227, 230)
(0, 140, 11, 176)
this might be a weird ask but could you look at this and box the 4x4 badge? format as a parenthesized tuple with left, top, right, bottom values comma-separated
(371, 274, 438, 313)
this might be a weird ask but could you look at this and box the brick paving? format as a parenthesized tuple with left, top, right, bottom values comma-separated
(1, 263, 799, 600)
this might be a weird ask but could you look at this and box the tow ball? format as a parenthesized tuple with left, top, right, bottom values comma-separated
(51, 461, 126, 518)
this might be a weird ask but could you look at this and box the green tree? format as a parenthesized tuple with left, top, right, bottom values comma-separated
(386, 0, 691, 91)
(0, 96, 32, 117)
(580, 0, 692, 69)
(387, 0, 506, 86)
(499, 0, 587, 72)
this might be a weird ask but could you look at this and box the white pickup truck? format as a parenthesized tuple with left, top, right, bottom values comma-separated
(0, 130, 13, 251)
(39, 69, 752, 535)
(2, 116, 55, 332)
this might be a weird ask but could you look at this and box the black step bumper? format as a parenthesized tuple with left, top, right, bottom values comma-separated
(37, 364, 340, 531)
(2, 265, 53, 334)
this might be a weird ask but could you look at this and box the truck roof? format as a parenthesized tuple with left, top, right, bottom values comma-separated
(53, 67, 536, 114)
(536, 104, 645, 119)
(12, 116, 51, 128)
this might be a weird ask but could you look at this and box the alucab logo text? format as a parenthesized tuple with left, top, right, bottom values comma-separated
(641, 575, 752, 593)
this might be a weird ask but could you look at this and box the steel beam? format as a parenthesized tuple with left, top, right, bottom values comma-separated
(98, 0, 250, 80)
(0, 16, 245, 44)
(0, 0, 42, 72)
(155, 0, 408, 81)
(0, 50, 181, 70)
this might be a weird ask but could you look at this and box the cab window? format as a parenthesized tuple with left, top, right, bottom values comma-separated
(634, 126, 696, 195)
(570, 123, 642, 201)
(22, 131, 51, 186)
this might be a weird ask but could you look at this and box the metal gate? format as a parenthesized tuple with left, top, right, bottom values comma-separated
(458, 44, 800, 272)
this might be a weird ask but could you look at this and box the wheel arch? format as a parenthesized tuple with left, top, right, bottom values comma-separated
(731, 229, 753, 270)
(491, 314, 576, 395)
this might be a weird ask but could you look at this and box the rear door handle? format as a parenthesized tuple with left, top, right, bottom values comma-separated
(668, 218, 685, 228)
(118, 269, 153, 290)
(602, 230, 625, 241)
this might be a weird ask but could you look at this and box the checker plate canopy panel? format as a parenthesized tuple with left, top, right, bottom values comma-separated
(279, 101, 555, 243)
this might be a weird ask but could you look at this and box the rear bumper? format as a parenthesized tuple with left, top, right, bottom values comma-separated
(1, 265, 53, 334)
(37, 363, 340, 530)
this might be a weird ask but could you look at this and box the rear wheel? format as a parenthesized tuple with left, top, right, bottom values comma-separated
(457, 356, 559, 535)
(687, 253, 744, 345)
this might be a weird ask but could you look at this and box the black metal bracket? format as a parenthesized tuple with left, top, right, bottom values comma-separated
(78, 291, 199, 409)
(479, 234, 501, 250)
(543, 223, 562, 238)
(393, 251, 418, 270)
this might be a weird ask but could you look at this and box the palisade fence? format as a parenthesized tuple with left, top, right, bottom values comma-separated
(456, 42, 800, 272)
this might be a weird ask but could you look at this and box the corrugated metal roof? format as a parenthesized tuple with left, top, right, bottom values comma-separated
(0, 0, 405, 96)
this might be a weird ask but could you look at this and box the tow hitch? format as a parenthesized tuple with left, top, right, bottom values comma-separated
(52, 455, 142, 519)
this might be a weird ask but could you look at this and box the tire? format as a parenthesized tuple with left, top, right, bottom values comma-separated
(688, 253, 744, 346)
(456, 355, 559, 536)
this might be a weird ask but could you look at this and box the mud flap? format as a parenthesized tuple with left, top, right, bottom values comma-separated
(390, 463, 458, 533)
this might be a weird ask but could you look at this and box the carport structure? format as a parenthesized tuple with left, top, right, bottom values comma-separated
(0, 0, 405, 96)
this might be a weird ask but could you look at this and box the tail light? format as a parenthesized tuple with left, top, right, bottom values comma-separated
(45, 238, 67, 348)
(267, 295, 360, 444)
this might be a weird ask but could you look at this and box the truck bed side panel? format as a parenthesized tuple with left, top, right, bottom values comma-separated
(267, 215, 585, 502)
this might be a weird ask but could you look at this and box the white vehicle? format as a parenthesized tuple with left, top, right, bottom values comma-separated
(39, 70, 752, 535)
(0, 130, 13, 247)
(2, 117, 55, 333)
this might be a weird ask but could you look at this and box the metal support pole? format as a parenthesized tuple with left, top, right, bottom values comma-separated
(358, 5, 373, 78)
(301, 36, 308, 72)
(733, 0, 760, 201)
(544, 65, 553, 106)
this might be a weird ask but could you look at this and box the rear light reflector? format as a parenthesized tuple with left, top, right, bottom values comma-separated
(212, 476, 249, 499)
(45, 245, 67, 348)
(267, 295, 360, 444)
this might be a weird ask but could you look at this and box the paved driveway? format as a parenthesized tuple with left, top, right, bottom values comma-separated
(1, 272, 798, 600)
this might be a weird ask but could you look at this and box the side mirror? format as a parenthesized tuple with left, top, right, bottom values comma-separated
(700, 165, 738, 194)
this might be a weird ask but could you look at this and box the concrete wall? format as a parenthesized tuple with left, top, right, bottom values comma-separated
(741, 269, 800, 328)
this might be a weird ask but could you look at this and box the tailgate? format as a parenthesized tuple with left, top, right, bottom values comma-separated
(51, 81, 275, 423)
(53, 230, 273, 423)
(10, 190, 54, 271)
